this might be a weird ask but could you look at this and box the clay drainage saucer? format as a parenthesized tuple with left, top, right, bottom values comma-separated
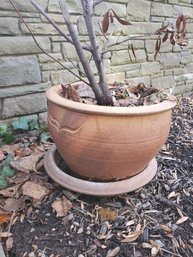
(44, 144, 157, 196)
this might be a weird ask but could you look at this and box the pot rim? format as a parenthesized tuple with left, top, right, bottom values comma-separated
(46, 84, 176, 116)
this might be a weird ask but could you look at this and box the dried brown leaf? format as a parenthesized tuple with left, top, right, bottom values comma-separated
(3, 196, 28, 213)
(176, 15, 181, 33)
(0, 149, 5, 161)
(102, 11, 110, 33)
(6, 237, 13, 251)
(151, 246, 160, 257)
(0, 232, 12, 237)
(0, 184, 21, 198)
(167, 191, 176, 199)
(121, 224, 141, 243)
(159, 224, 172, 233)
(162, 31, 169, 43)
(0, 214, 10, 225)
(142, 242, 152, 249)
(112, 10, 132, 25)
(181, 15, 186, 33)
(1, 144, 21, 156)
(176, 216, 189, 224)
(106, 246, 120, 257)
(11, 153, 44, 174)
(22, 181, 50, 200)
(52, 197, 72, 217)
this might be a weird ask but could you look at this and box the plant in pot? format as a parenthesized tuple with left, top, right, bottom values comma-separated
(10, 0, 187, 195)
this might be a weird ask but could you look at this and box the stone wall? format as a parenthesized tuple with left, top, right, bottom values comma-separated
(0, 0, 193, 127)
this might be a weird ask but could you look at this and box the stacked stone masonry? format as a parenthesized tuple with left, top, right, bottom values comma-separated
(0, 0, 193, 125)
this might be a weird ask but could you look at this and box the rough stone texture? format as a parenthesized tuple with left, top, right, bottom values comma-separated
(141, 62, 160, 76)
(0, 0, 193, 123)
(0, 82, 51, 98)
(127, 0, 151, 21)
(1, 0, 48, 12)
(0, 56, 41, 87)
(0, 37, 51, 56)
(38, 112, 48, 129)
(151, 76, 176, 90)
(3, 93, 47, 118)
(0, 18, 19, 35)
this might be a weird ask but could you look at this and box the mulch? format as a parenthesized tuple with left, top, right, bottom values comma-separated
(1, 97, 193, 257)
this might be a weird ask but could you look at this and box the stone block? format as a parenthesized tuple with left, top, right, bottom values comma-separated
(50, 69, 78, 85)
(1, 0, 48, 12)
(0, 18, 19, 35)
(184, 62, 193, 73)
(38, 53, 63, 63)
(127, 0, 151, 21)
(106, 72, 125, 83)
(151, 2, 179, 17)
(173, 68, 184, 75)
(111, 63, 140, 73)
(3, 93, 47, 118)
(0, 56, 41, 87)
(160, 53, 181, 68)
(41, 61, 74, 71)
(172, 84, 193, 95)
(48, 0, 82, 14)
(126, 76, 151, 86)
(52, 42, 61, 53)
(38, 112, 48, 129)
(0, 37, 51, 56)
(21, 23, 68, 35)
(0, 82, 51, 99)
(126, 70, 141, 78)
(42, 71, 50, 82)
(141, 62, 160, 76)
(95, 2, 126, 17)
(151, 76, 175, 90)
(111, 49, 146, 65)
(145, 40, 172, 53)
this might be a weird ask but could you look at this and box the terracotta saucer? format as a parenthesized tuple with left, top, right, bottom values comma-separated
(44, 144, 157, 196)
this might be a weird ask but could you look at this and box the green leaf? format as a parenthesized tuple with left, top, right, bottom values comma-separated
(12, 117, 29, 130)
(4, 154, 14, 166)
(29, 119, 39, 130)
(1, 166, 15, 178)
(0, 176, 8, 189)
(40, 132, 50, 143)
(0, 124, 8, 136)
(3, 132, 15, 144)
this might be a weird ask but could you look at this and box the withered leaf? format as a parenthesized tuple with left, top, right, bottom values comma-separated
(176, 216, 189, 224)
(102, 11, 110, 33)
(176, 15, 181, 33)
(0, 232, 12, 237)
(52, 197, 72, 217)
(61, 84, 81, 102)
(154, 36, 161, 60)
(11, 153, 44, 174)
(121, 224, 141, 243)
(106, 246, 120, 257)
(6, 237, 13, 251)
(162, 31, 169, 43)
(0, 214, 10, 225)
(22, 181, 50, 200)
(3, 196, 28, 213)
(112, 10, 132, 25)
(0, 184, 21, 198)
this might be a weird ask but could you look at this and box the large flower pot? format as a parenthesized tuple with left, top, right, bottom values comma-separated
(46, 85, 176, 182)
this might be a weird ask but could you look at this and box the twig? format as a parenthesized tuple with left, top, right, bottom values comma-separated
(155, 195, 182, 210)
(161, 247, 183, 257)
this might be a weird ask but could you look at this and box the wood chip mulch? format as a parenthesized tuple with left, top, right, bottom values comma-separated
(5, 98, 193, 257)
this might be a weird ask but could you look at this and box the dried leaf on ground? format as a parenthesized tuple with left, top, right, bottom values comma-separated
(0, 184, 21, 198)
(15, 146, 31, 158)
(98, 208, 118, 222)
(0, 214, 10, 225)
(121, 224, 141, 243)
(11, 153, 44, 174)
(0, 149, 5, 161)
(3, 196, 28, 213)
(52, 197, 72, 217)
(7, 172, 30, 185)
(6, 237, 13, 251)
(0, 232, 12, 237)
(176, 216, 189, 224)
(22, 181, 50, 200)
(1, 144, 21, 156)
(106, 246, 120, 257)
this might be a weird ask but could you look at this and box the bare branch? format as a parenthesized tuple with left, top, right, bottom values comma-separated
(59, 0, 106, 104)
(8, 0, 89, 85)
(93, 0, 104, 7)
(81, 0, 113, 105)
(30, 0, 91, 52)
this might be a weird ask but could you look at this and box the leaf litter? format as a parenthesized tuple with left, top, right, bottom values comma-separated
(0, 98, 192, 257)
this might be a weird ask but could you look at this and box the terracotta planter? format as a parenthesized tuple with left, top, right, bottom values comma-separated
(46, 85, 176, 182)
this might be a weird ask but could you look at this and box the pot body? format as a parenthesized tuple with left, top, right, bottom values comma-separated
(46, 85, 176, 181)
